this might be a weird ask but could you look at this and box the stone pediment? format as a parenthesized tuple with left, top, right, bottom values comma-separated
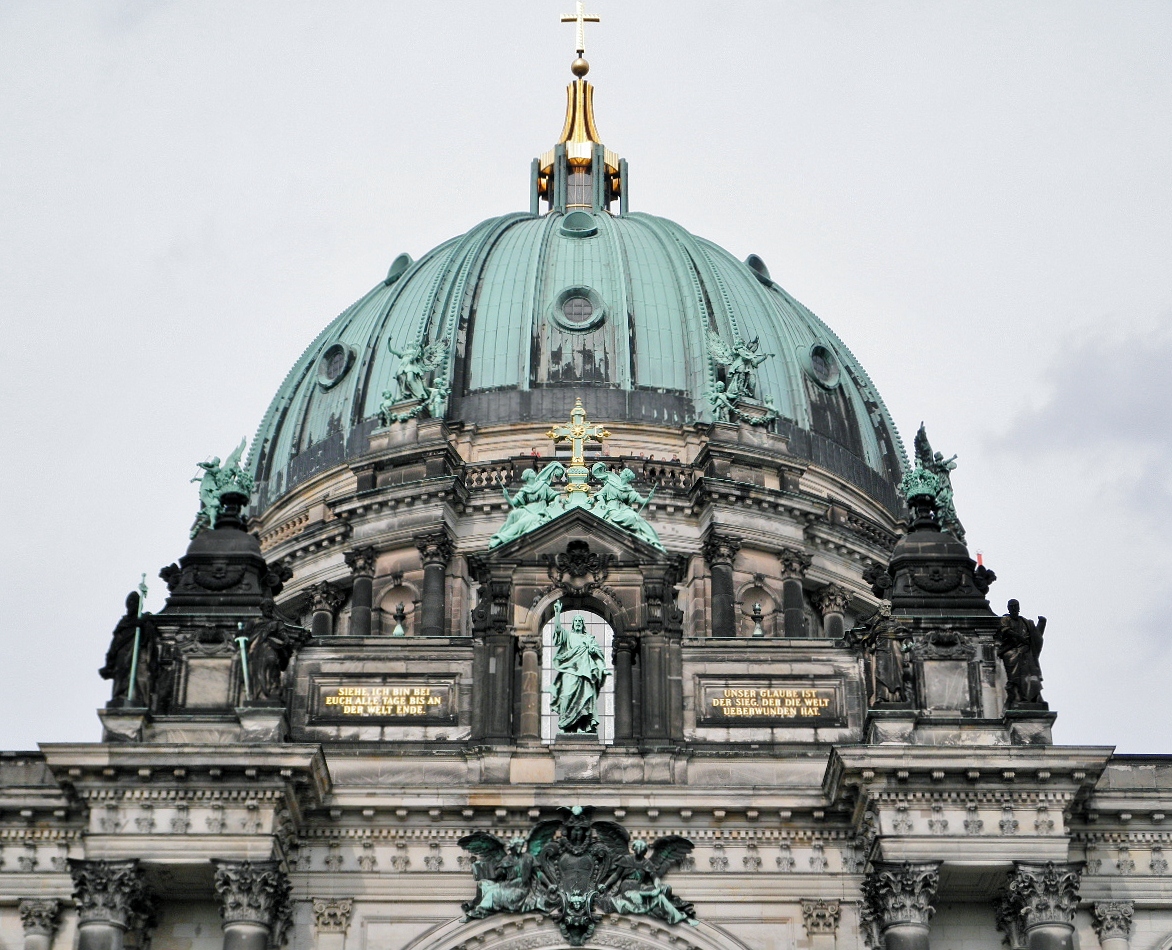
(483, 506, 668, 565)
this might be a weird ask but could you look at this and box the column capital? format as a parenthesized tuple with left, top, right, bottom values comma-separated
(310, 580, 346, 613)
(801, 898, 841, 937)
(861, 861, 941, 930)
(213, 859, 291, 938)
(313, 897, 354, 935)
(69, 859, 154, 931)
(613, 633, 640, 655)
(702, 533, 740, 566)
(814, 583, 849, 616)
(517, 633, 543, 656)
(1004, 861, 1083, 931)
(778, 546, 813, 579)
(417, 532, 454, 565)
(1092, 901, 1134, 941)
(19, 899, 61, 937)
(344, 546, 378, 577)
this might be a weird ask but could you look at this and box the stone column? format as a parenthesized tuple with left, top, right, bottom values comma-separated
(312, 898, 353, 950)
(417, 533, 454, 638)
(861, 861, 940, 950)
(801, 899, 841, 950)
(779, 547, 813, 637)
(19, 899, 61, 950)
(1092, 902, 1134, 950)
(640, 633, 669, 740)
(612, 634, 638, 742)
(814, 584, 849, 639)
(344, 547, 377, 638)
(702, 534, 740, 638)
(213, 860, 291, 950)
(517, 634, 542, 743)
(1001, 862, 1083, 950)
(310, 581, 345, 638)
(70, 859, 153, 950)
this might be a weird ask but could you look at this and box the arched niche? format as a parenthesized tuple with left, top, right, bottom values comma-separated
(378, 583, 419, 635)
(735, 584, 777, 638)
(400, 913, 758, 950)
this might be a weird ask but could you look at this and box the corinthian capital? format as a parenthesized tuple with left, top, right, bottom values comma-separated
(1092, 901, 1134, 941)
(778, 546, 813, 579)
(213, 860, 291, 933)
(1004, 861, 1082, 930)
(801, 899, 841, 936)
(19, 899, 61, 937)
(417, 533, 454, 565)
(313, 898, 354, 934)
(702, 533, 740, 566)
(69, 859, 153, 930)
(861, 861, 940, 930)
(814, 584, 849, 616)
(310, 581, 346, 613)
(344, 546, 378, 577)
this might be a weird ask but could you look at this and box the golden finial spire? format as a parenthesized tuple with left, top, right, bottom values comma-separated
(561, 1, 600, 76)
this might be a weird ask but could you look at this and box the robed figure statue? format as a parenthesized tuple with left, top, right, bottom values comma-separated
(997, 599, 1046, 706)
(547, 601, 609, 733)
(100, 591, 157, 708)
(245, 599, 310, 704)
(846, 603, 912, 704)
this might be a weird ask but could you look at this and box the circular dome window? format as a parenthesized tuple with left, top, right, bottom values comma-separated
(550, 286, 606, 332)
(804, 343, 841, 389)
(317, 343, 355, 390)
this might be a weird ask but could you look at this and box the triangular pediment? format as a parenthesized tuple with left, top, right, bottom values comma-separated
(485, 506, 666, 564)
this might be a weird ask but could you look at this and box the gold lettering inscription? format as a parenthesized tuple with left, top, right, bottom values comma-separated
(701, 685, 837, 722)
(318, 684, 450, 719)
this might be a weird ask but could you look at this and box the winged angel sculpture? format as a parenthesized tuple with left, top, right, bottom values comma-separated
(379, 334, 452, 424)
(705, 330, 778, 425)
(459, 806, 696, 946)
(910, 423, 965, 541)
(189, 438, 254, 538)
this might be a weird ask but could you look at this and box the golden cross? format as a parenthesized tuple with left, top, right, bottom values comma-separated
(561, 0, 600, 56)
(546, 398, 610, 466)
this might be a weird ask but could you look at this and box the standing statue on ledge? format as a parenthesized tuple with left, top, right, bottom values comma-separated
(846, 603, 913, 704)
(589, 463, 664, 550)
(912, 423, 965, 542)
(997, 599, 1046, 706)
(189, 438, 255, 538)
(100, 590, 157, 708)
(245, 599, 310, 703)
(489, 461, 566, 549)
(547, 600, 609, 733)
(380, 335, 451, 424)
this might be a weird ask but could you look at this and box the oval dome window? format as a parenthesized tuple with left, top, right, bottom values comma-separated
(804, 343, 841, 389)
(317, 343, 355, 390)
(560, 211, 598, 237)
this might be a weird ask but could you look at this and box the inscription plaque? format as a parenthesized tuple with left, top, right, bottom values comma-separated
(696, 677, 845, 726)
(310, 677, 457, 724)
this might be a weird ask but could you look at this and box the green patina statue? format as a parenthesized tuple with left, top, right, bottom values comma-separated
(590, 463, 663, 550)
(547, 601, 609, 734)
(902, 424, 965, 541)
(190, 439, 255, 538)
(379, 335, 451, 424)
(488, 461, 566, 549)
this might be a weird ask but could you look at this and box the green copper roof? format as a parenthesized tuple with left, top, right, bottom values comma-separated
(249, 210, 907, 510)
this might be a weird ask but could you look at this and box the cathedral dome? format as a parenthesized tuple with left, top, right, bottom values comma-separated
(250, 209, 905, 511)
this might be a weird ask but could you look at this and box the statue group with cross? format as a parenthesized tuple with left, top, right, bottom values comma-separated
(487, 399, 663, 551)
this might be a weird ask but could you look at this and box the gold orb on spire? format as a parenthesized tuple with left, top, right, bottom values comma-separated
(571, 56, 590, 78)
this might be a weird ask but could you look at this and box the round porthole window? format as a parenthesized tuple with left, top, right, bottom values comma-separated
(549, 286, 606, 331)
(804, 343, 841, 389)
(317, 343, 355, 390)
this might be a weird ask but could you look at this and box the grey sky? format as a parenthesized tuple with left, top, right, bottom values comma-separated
(1, 1, 1169, 750)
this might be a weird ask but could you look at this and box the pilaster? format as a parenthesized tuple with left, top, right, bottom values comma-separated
(313, 898, 353, 950)
(19, 899, 61, 950)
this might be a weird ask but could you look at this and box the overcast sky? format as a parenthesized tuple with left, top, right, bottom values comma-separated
(1, 1, 1169, 752)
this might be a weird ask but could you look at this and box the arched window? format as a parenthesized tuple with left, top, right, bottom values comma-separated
(540, 609, 614, 745)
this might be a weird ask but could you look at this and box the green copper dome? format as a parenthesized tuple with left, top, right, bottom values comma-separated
(249, 208, 906, 511)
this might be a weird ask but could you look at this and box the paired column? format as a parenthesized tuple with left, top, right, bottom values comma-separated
(814, 584, 849, 639)
(344, 547, 377, 637)
(612, 634, 639, 742)
(70, 859, 154, 950)
(1092, 902, 1134, 950)
(19, 899, 61, 950)
(313, 898, 353, 950)
(416, 533, 454, 638)
(702, 534, 740, 638)
(998, 862, 1083, 950)
(310, 581, 345, 638)
(517, 635, 542, 743)
(861, 861, 940, 950)
(779, 547, 812, 637)
(213, 860, 291, 950)
(801, 899, 841, 950)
